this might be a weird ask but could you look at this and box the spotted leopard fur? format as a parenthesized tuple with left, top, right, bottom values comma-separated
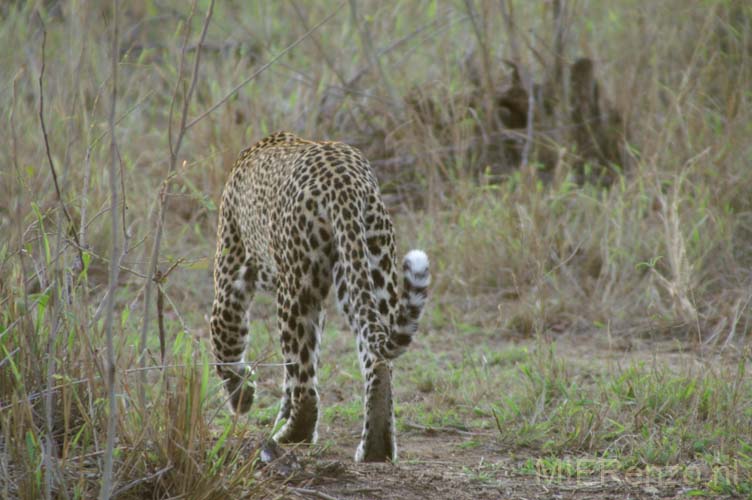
(210, 131, 430, 462)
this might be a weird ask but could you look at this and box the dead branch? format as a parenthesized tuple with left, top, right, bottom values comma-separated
(154, 259, 183, 365)
(349, 0, 402, 115)
(100, 0, 121, 497)
(463, 0, 495, 101)
(521, 33, 537, 169)
(37, 24, 68, 500)
(185, 3, 343, 130)
(38, 28, 84, 265)
(291, 2, 348, 87)
(499, 0, 521, 62)
(552, 0, 566, 87)
(289, 487, 340, 500)
(138, 0, 213, 409)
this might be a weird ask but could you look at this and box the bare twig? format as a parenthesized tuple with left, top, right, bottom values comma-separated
(139, 0, 213, 408)
(111, 465, 172, 498)
(290, 487, 341, 500)
(521, 34, 537, 169)
(43, 307, 62, 500)
(0, 348, 20, 369)
(403, 421, 486, 436)
(346, 11, 465, 89)
(349, 0, 402, 114)
(552, 0, 566, 87)
(0, 359, 290, 412)
(37, 25, 67, 500)
(291, 2, 348, 88)
(550, 0, 568, 145)
(499, 0, 521, 62)
(463, 0, 495, 99)
(185, 3, 342, 130)
(38, 28, 84, 265)
(100, 0, 121, 497)
(11, 64, 35, 439)
(156, 270, 166, 365)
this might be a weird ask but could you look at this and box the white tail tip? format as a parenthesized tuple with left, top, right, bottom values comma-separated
(404, 250, 430, 286)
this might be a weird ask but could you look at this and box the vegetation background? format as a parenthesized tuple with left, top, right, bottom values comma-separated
(1, 0, 751, 498)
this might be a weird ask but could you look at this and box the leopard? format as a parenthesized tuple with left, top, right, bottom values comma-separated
(210, 131, 430, 462)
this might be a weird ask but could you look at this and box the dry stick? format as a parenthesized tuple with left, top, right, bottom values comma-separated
(289, 487, 341, 500)
(551, 0, 567, 146)
(552, 0, 565, 88)
(44, 19, 91, 495)
(349, 0, 402, 116)
(43, 297, 63, 500)
(347, 11, 462, 89)
(38, 29, 84, 266)
(100, 0, 121, 497)
(499, 0, 521, 62)
(110, 465, 172, 498)
(138, 0, 213, 408)
(290, 1, 366, 131)
(520, 33, 537, 170)
(11, 68, 35, 408)
(291, 1, 348, 88)
(0, 359, 291, 412)
(463, 0, 495, 100)
(57, 7, 88, 310)
(155, 259, 183, 360)
(36, 27, 63, 500)
(185, 3, 343, 131)
(137, 0, 194, 409)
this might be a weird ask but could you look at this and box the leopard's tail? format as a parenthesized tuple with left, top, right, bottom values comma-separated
(390, 249, 430, 354)
(328, 200, 429, 360)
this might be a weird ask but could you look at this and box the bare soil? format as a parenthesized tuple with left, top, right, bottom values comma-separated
(250, 337, 742, 500)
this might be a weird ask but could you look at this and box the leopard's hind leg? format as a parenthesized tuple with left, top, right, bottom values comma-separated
(210, 204, 256, 414)
(272, 208, 334, 444)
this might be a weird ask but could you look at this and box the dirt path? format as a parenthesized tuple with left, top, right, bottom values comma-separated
(247, 332, 745, 499)
(258, 425, 698, 499)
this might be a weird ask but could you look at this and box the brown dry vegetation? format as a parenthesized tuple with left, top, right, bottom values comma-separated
(1, 1, 752, 498)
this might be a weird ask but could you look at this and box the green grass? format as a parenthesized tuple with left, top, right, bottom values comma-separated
(394, 337, 752, 494)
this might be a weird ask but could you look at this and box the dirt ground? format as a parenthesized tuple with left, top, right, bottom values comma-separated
(249, 337, 742, 500)
(258, 426, 699, 499)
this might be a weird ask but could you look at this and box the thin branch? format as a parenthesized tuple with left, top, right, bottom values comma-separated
(185, 2, 343, 130)
(346, 10, 464, 89)
(0, 359, 289, 412)
(38, 27, 84, 265)
(521, 33, 537, 170)
(139, 0, 213, 409)
(37, 25, 67, 500)
(289, 487, 340, 500)
(111, 465, 172, 498)
(156, 270, 166, 365)
(291, 2, 348, 86)
(116, 147, 129, 248)
(0, 348, 20, 369)
(349, 0, 402, 114)
(499, 0, 521, 62)
(43, 303, 61, 500)
(100, 0, 120, 496)
(403, 421, 487, 436)
(11, 63, 34, 427)
(167, 4, 195, 160)
(463, 0, 495, 97)
(552, 0, 566, 87)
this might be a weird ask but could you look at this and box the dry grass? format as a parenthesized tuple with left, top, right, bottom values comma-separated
(1, 1, 751, 498)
